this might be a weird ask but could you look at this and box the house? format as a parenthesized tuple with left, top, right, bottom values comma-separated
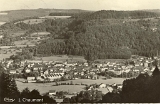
(43, 74, 62, 81)
(54, 62, 64, 67)
(99, 83, 106, 88)
(44, 70, 49, 74)
(106, 86, 113, 92)
(27, 77, 35, 81)
(100, 68, 107, 72)
(92, 75, 98, 80)
(25, 68, 31, 73)
(49, 90, 56, 96)
(36, 76, 44, 81)
(10, 70, 17, 74)
(117, 84, 123, 90)
(88, 86, 94, 90)
(80, 72, 84, 76)
(84, 62, 88, 66)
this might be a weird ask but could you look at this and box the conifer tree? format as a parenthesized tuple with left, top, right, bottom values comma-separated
(152, 65, 160, 77)
(0, 72, 20, 103)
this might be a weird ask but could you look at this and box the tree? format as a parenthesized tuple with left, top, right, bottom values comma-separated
(100, 93, 121, 103)
(70, 96, 77, 103)
(0, 72, 20, 103)
(152, 65, 160, 77)
(20, 87, 30, 98)
(63, 97, 70, 103)
(29, 89, 41, 98)
(43, 95, 56, 103)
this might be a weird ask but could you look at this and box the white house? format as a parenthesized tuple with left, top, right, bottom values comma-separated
(106, 86, 113, 92)
(25, 69, 31, 73)
(10, 70, 17, 74)
(99, 83, 106, 88)
(26, 77, 36, 82)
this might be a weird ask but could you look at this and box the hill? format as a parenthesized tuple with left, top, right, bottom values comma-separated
(144, 9, 160, 15)
(34, 10, 160, 60)
(0, 8, 90, 22)
(1, 9, 160, 60)
(78, 10, 159, 20)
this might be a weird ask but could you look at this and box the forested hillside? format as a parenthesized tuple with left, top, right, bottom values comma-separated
(36, 10, 160, 60)
(1, 10, 160, 60)
(69, 10, 158, 20)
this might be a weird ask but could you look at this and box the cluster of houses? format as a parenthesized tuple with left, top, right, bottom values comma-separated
(93, 55, 158, 77)
(0, 55, 159, 83)
(86, 83, 122, 94)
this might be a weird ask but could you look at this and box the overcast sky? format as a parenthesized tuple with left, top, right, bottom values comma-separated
(0, 0, 159, 11)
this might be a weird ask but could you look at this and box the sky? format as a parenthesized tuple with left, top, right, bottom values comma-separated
(0, 0, 159, 11)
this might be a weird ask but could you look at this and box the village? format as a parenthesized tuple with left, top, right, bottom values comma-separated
(0, 53, 159, 102)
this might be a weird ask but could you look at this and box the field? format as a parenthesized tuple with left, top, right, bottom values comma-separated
(60, 78, 125, 85)
(0, 22, 6, 26)
(0, 9, 48, 22)
(34, 55, 87, 62)
(0, 9, 89, 22)
(0, 48, 22, 60)
(0, 53, 14, 60)
(39, 16, 71, 19)
(16, 78, 125, 95)
(14, 40, 36, 47)
(95, 59, 126, 63)
(12, 31, 26, 37)
(30, 32, 50, 37)
(15, 19, 45, 25)
(16, 80, 85, 95)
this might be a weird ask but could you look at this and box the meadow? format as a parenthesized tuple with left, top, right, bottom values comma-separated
(0, 48, 22, 60)
(39, 16, 71, 19)
(16, 78, 125, 95)
(14, 40, 37, 47)
(34, 55, 87, 62)
(0, 22, 6, 26)
(12, 31, 26, 37)
(95, 59, 126, 63)
(15, 19, 45, 25)
(30, 32, 50, 37)
(16, 80, 85, 95)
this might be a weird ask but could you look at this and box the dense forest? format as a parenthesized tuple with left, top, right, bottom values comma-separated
(37, 10, 160, 60)
(1, 10, 160, 60)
